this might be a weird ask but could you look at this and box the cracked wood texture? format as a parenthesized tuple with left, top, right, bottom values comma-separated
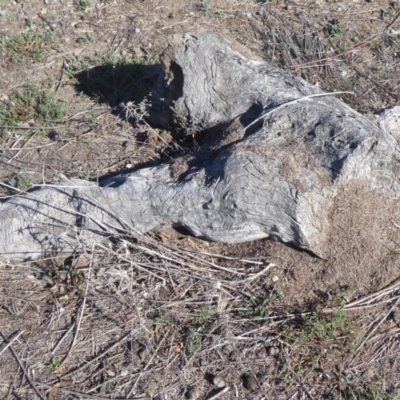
(1, 31, 400, 260)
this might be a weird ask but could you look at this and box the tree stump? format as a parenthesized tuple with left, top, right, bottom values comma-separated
(1, 31, 400, 260)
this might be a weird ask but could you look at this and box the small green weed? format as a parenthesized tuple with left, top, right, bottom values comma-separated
(9, 173, 30, 190)
(195, 306, 211, 325)
(391, 35, 400, 47)
(199, 1, 212, 13)
(74, 0, 90, 11)
(76, 167, 97, 180)
(6, 302, 20, 316)
(54, 129, 67, 141)
(339, 42, 348, 52)
(0, 85, 66, 128)
(298, 308, 357, 343)
(48, 358, 61, 372)
(185, 327, 202, 354)
(337, 377, 382, 400)
(0, 29, 56, 63)
(236, 291, 277, 321)
(326, 20, 342, 37)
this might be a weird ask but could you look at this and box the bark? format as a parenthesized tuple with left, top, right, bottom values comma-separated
(1, 31, 400, 260)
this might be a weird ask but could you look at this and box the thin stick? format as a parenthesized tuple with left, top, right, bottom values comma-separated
(0, 330, 25, 358)
(344, 279, 400, 308)
(127, 335, 167, 396)
(351, 297, 400, 363)
(207, 386, 230, 400)
(1, 142, 57, 151)
(0, 330, 45, 400)
(53, 332, 130, 381)
(51, 323, 75, 354)
(229, 263, 276, 284)
(34, 382, 143, 400)
(0, 180, 24, 193)
(243, 92, 355, 133)
(0, 125, 65, 130)
(60, 248, 93, 366)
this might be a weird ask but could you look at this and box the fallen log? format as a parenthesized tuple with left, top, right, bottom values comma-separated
(1, 31, 400, 260)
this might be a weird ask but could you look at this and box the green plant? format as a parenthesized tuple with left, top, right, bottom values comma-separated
(0, 85, 66, 128)
(332, 286, 358, 305)
(76, 168, 94, 180)
(195, 306, 211, 325)
(236, 291, 277, 321)
(54, 129, 67, 141)
(186, 327, 202, 354)
(9, 173, 30, 189)
(326, 20, 342, 37)
(37, 91, 66, 122)
(0, 29, 56, 62)
(7, 302, 20, 316)
(48, 358, 61, 372)
(339, 42, 348, 52)
(338, 378, 382, 400)
(74, 0, 90, 11)
(281, 307, 359, 351)
(199, 1, 211, 13)
(391, 35, 400, 47)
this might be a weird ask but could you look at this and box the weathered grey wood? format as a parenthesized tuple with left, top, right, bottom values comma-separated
(1, 31, 400, 260)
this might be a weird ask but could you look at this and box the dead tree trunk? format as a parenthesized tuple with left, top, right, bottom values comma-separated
(1, 31, 400, 260)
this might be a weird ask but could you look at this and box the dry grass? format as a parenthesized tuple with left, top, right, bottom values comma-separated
(1, 0, 400, 399)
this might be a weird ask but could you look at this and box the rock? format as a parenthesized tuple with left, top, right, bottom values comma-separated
(212, 375, 226, 388)
(186, 386, 201, 399)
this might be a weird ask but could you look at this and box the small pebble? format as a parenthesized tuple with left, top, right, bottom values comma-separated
(212, 375, 226, 388)
(186, 386, 201, 399)
(267, 346, 278, 356)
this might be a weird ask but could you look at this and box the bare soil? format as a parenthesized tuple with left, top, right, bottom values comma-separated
(1, 0, 400, 399)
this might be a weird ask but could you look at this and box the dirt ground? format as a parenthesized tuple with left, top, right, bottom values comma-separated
(1, 0, 400, 399)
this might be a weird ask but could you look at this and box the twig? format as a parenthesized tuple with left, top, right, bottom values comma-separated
(0, 180, 24, 193)
(1, 142, 57, 150)
(51, 323, 75, 354)
(0, 330, 45, 400)
(386, 10, 400, 31)
(127, 335, 167, 396)
(0, 330, 25, 357)
(0, 125, 64, 130)
(154, 20, 189, 31)
(38, 12, 56, 32)
(243, 92, 355, 133)
(229, 263, 276, 284)
(60, 248, 94, 366)
(344, 279, 400, 308)
(53, 332, 130, 381)
(207, 386, 230, 400)
(351, 297, 400, 363)
(55, 60, 68, 94)
(34, 382, 143, 400)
